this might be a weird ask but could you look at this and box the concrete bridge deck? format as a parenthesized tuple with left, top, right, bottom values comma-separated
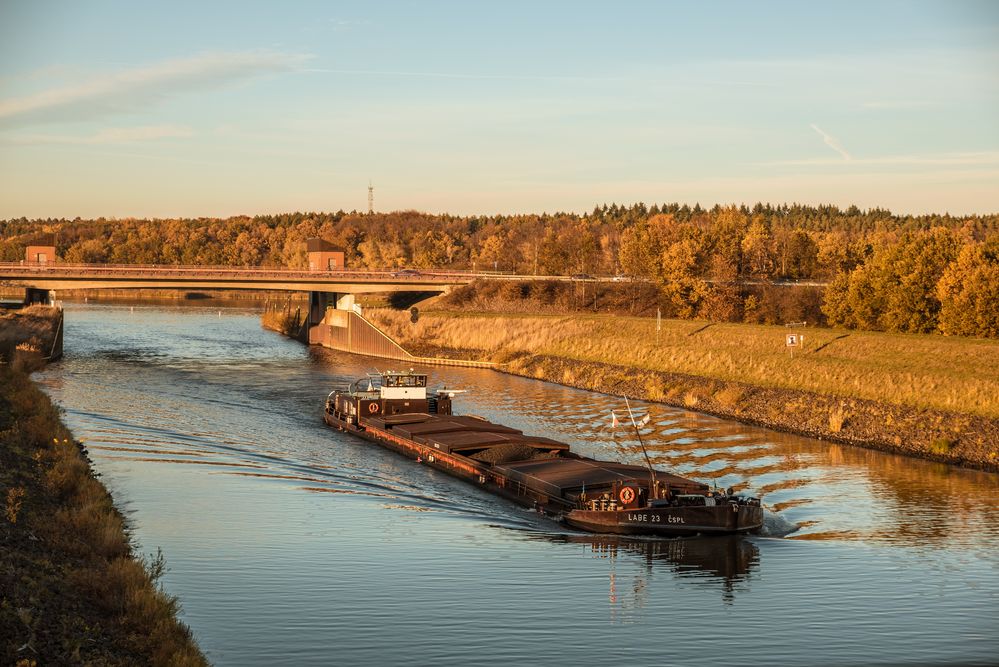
(0, 262, 482, 293)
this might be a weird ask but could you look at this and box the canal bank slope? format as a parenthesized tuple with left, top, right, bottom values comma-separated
(1, 308, 207, 666)
(366, 310, 999, 473)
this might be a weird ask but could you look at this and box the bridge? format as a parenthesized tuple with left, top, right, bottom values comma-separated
(0, 261, 481, 293)
(0, 261, 491, 335)
(0, 261, 547, 365)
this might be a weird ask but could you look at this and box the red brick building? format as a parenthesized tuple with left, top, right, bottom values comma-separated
(24, 245, 57, 264)
(307, 238, 346, 272)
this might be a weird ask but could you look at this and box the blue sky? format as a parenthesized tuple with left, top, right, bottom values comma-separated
(1, 1, 997, 218)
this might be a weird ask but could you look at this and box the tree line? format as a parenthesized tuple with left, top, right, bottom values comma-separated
(1, 203, 997, 337)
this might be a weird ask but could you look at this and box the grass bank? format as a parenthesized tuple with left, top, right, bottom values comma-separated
(0, 305, 62, 362)
(368, 309, 999, 471)
(1, 315, 206, 665)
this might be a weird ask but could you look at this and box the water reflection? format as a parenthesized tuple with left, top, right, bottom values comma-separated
(540, 534, 759, 606)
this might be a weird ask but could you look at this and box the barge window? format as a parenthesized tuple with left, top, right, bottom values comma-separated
(384, 375, 427, 388)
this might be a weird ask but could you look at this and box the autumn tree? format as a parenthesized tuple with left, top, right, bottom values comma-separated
(937, 237, 999, 337)
(774, 229, 818, 279)
(741, 216, 776, 279)
(64, 239, 109, 263)
(707, 206, 748, 276)
(823, 228, 960, 333)
(475, 232, 507, 272)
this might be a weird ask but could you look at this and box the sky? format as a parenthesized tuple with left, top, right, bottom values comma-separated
(0, 0, 997, 218)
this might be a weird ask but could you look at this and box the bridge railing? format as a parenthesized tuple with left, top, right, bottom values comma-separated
(0, 262, 576, 282)
(0, 261, 666, 284)
(0, 261, 488, 282)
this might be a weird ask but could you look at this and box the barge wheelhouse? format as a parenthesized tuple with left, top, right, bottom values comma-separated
(324, 371, 763, 537)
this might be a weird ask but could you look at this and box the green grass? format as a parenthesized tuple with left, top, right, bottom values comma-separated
(368, 309, 999, 418)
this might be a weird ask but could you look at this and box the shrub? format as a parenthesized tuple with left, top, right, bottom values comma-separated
(683, 391, 700, 408)
(5, 487, 26, 524)
(714, 385, 745, 408)
(829, 405, 848, 433)
(929, 438, 956, 455)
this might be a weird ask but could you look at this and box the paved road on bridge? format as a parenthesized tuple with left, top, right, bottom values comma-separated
(0, 262, 825, 293)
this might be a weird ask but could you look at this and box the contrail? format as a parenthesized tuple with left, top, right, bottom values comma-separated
(810, 124, 852, 161)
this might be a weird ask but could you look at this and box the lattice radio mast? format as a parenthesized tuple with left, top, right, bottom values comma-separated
(367, 180, 374, 214)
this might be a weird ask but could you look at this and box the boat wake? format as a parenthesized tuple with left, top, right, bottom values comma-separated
(759, 510, 799, 537)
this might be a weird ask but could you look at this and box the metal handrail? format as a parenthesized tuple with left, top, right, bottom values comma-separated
(0, 261, 647, 284)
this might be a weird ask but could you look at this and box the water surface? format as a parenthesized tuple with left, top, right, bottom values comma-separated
(36, 302, 999, 666)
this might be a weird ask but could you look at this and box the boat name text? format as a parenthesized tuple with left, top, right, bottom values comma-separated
(626, 513, 684, 524)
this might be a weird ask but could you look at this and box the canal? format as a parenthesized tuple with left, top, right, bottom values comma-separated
(35, 302, 999, 666)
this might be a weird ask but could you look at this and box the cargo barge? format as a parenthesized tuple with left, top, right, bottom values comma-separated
(323, 371, 763, 537)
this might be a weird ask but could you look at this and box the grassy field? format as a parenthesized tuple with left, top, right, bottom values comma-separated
(369, 310, 999, 418)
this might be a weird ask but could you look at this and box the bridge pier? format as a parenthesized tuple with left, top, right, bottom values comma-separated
(307, 291, 356, 327)
(24, 287, 53, 305)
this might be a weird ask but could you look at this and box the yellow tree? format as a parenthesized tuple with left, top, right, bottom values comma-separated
(937, 238, 999, 337)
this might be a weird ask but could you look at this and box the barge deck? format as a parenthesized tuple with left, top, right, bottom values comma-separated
(324, 371, 763, 537)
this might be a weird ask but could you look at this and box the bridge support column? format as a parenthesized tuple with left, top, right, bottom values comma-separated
(308, 291, 333, 327)
(307, 291, 358, 326)
(304, 291, 361, 346)
(334, 294, 355, 312)
(24, 288, 52, 305)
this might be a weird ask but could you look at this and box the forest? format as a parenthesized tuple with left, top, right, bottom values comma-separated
(1, 202, 997, 337)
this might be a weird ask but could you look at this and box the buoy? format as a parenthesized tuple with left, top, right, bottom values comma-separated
(618, 486, 636, 505)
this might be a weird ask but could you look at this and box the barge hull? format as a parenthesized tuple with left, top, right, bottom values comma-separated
(565, 506, 764, 537)
(323, 371, 763, 537)
(327, 413, 762, 536)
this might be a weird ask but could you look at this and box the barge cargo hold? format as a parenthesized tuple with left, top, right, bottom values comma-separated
(323, 371, 763, 537)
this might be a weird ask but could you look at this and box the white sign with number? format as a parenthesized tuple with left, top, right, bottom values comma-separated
(786, 334, 798, 347)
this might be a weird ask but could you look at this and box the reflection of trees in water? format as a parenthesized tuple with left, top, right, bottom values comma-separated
(623, 403, 998, 548)
(744, 436, 999, 545)
(816, 444, 999, 546)
(429, 367, 997, 548)
(541, 534, 760, 609)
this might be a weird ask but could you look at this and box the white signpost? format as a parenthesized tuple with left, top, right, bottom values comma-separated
(786, 332, 805, 358)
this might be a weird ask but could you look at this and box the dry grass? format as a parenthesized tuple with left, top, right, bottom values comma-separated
(0, 365, 207, 665)
(929, 437, 957, 455)
(0, 306, 60, 366)
(713, 385, 745, 408)
(368, 308, 999, 418)
(682, 391, 701, 408)
(829, 405, 848, 433)
(5, 487, 26, 524)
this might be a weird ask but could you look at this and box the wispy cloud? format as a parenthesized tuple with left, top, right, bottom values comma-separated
(303, 67, 619, 82)
(759, 151, 999, 168)
(0, 51, 310, 127)
(329, 18, 371, 30)
(862, 100, 932, 109)
(6, 125, 194, 145)
(809, 124, 852, 161)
